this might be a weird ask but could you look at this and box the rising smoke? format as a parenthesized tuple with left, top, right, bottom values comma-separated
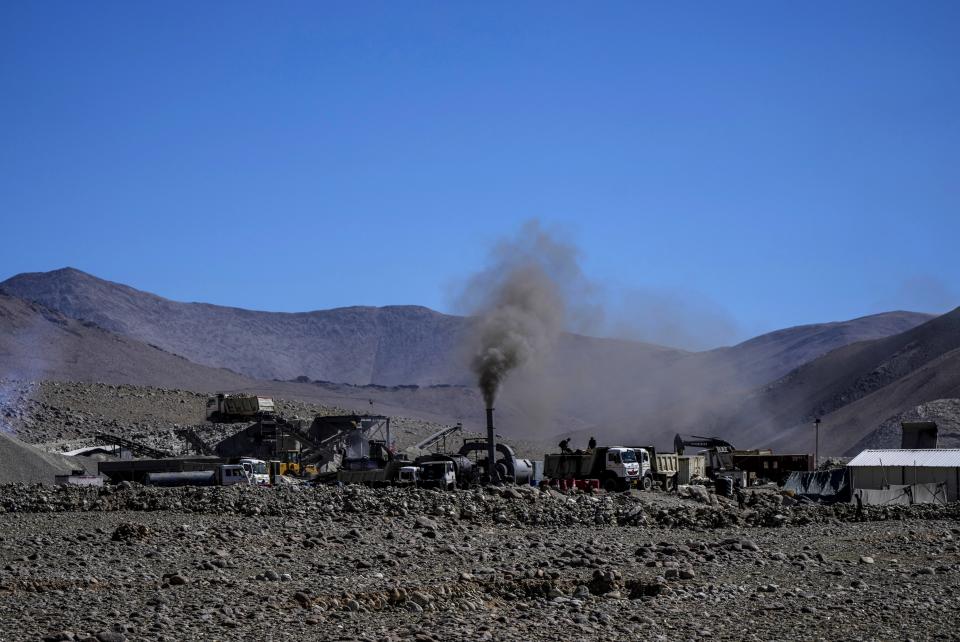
(464, 220, 590, 408)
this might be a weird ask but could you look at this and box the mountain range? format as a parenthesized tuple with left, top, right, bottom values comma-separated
(2, 267, 957, 454)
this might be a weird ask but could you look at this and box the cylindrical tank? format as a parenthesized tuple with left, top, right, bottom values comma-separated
(144, 471, 215, 487)
(508, 458, 533, 485)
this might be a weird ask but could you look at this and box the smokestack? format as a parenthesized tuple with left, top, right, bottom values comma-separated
(486, 407, 499, 484)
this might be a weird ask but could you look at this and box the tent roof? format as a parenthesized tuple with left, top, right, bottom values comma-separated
(847, 449, 960, 468)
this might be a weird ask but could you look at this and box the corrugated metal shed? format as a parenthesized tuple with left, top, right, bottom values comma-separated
(847, 449, 960, 468)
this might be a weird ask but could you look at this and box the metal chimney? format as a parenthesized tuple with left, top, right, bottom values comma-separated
(486, 407, 499, 484)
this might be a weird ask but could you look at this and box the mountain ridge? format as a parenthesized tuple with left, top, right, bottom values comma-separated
(1, 267, 952, 454)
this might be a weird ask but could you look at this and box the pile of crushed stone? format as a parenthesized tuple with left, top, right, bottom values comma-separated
(0, 432, 92, 484)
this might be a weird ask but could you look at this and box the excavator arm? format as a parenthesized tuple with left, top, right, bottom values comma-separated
(674, 434, 736, 456)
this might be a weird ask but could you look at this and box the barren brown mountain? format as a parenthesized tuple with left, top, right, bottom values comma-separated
(1, 268, 953, 454)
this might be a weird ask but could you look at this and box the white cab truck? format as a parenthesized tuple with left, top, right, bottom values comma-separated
(397, 466, 421, 486)
(239, 458, 270, 486)
(417, 460, 457, 490)
(628, 447, 678, 491)
(544, 446, 645, 491)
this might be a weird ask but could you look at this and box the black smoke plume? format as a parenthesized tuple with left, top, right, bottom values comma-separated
(465, 221, 584, 407)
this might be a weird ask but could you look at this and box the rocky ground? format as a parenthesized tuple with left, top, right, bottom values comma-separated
(0, 483, 958, 642)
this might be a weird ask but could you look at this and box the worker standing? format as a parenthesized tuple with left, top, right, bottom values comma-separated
(588, 436, 597, 451)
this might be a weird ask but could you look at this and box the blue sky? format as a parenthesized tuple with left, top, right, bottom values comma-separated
(1, 1, 958, 346)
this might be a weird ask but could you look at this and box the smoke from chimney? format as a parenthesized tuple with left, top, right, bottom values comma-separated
(465, 220, 582, 408)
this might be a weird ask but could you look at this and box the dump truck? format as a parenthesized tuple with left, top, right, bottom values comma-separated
(205, 394, 276, 422)
(543, 446, 643, 491)
(628, 446, 679, 491)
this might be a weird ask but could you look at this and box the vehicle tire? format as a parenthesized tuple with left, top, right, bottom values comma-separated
(603, 474, 619, 492)
(641, 475, 653, 492)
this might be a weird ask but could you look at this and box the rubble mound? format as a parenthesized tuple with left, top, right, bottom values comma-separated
(0, 432, 90, 484)
(1, 483, 957, 528)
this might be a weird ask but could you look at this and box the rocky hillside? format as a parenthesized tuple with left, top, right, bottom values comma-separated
(0, 268, 952, 455)
(1, 268, 931, 389)
(0, 268, 466, 385)
(722, 308, 960, 454)
(0, 294, 254, 391)
(701, 310, 935, 387)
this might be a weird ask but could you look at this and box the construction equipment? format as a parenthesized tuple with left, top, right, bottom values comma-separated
(175, 427, 215, 456)
(238, 457, 270, 485)
(414, 453, 475, 489)
(673, 434, 812, 484)
(415, 422, 463, 452)
(543, 446, 642, 491)
(205, 393, 275, 422)
(143, 464, 252, 487)
(94, 433, 172, 459)
(674, 434, 739, 477)
(458, 439, 532, 485)
(627, 446, 677, 491)
(674, 434, 736, 456)
(335, 438, 411, 487)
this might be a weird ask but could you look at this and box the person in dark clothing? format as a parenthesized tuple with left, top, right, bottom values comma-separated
(588, 436, 597, 451)
(559, 438, 572, 454)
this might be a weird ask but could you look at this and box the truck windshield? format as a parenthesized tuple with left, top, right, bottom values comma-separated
(422, 463, 448, 479)
(620, 450, 637, 463)
(252, 462, 267, 475)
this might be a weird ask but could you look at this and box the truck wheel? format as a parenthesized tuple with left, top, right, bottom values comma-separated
(603, 475, 619, 492)
(641, 475, 653, 492)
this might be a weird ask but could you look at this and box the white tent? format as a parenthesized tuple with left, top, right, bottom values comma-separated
(847, 449, 960, 503)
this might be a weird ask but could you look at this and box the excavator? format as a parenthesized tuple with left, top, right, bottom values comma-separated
(674, 434, 812, 486)
(674, 434, 738, 478)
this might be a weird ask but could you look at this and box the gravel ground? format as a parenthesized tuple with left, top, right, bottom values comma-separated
(0, 484, 958, 642)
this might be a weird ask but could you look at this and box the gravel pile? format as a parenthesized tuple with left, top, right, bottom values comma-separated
(0, 433, 93, 484)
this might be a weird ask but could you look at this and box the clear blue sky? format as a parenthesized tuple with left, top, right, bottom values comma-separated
(1, 1, 958, 346)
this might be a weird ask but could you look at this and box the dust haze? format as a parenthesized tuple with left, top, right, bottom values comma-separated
(457, 220, 750, 447)
(462, 220, 590, 410)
